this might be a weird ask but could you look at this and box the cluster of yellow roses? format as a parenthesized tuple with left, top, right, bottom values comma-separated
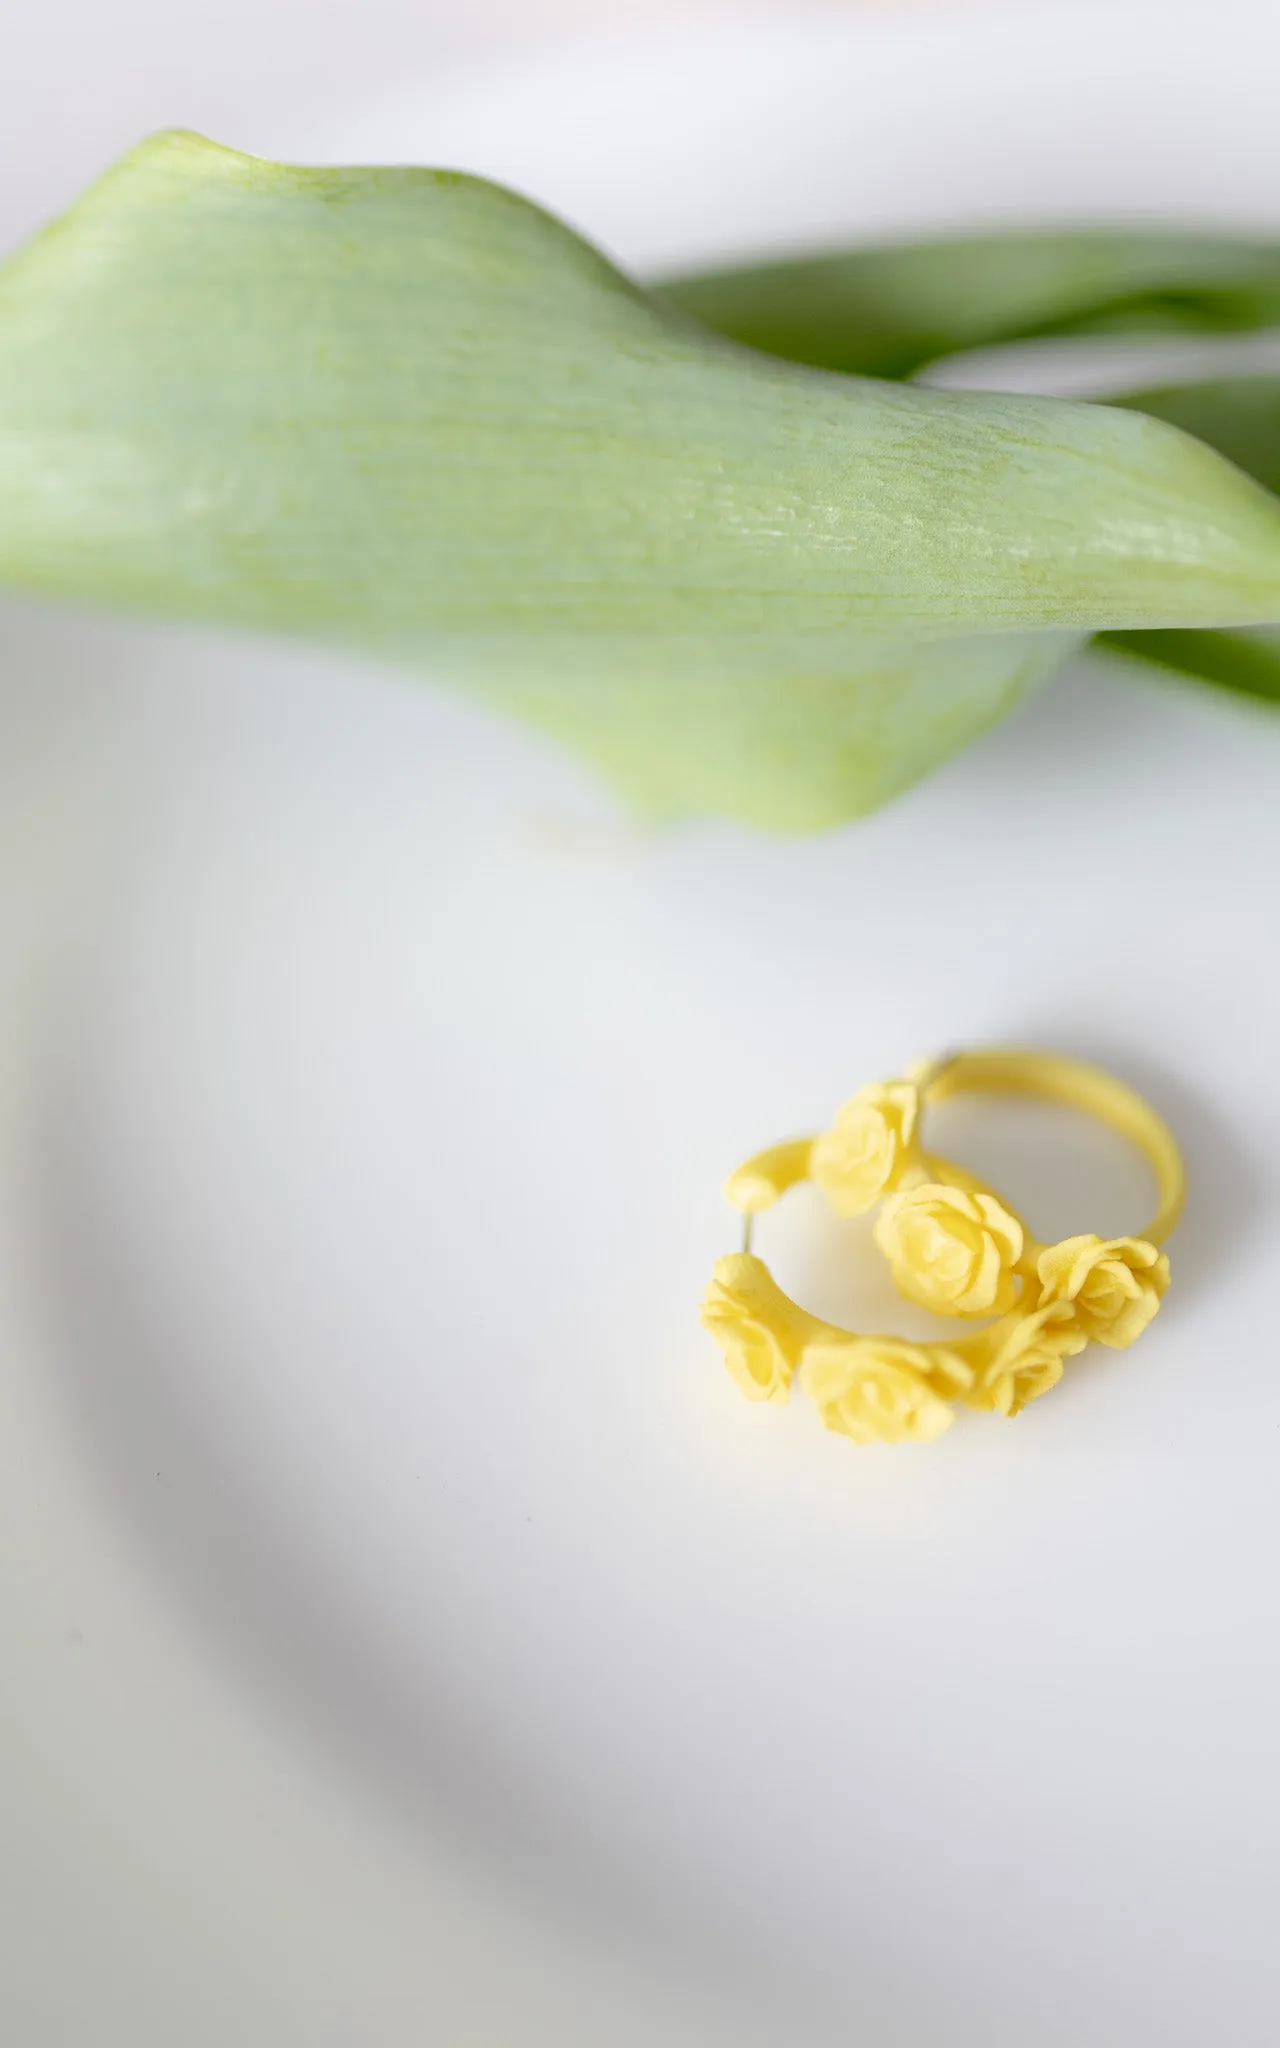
(702, 1078, 1170, 1445)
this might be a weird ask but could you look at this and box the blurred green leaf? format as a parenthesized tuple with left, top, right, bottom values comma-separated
(1098, 624, 1280, 706)
(4, 136, 1280, 828)
(659, 230, 1280, 380)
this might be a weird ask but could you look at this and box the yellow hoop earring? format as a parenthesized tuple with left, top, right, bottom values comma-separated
(701, 1048, 1185, 1443)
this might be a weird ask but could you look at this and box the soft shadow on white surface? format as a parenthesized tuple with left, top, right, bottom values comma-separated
(7, 606, 833, 2047)
(8, 592, 1280, 2047)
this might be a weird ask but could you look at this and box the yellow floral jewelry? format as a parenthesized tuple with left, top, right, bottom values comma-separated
(702, 1048, 1185, 1445)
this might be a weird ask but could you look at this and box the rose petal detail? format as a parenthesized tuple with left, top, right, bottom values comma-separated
(801, 1336, 956, 1445)
(959, 1304, 1088, 1417)
(874, 1182, 1025, 1317)
(700, 1253, 815, 1404)
(1037, 1235, 1170, 1349)
(811, 1083, 920, 1217)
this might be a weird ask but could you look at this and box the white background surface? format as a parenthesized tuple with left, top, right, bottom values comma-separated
(4, 7, 1280, 2045)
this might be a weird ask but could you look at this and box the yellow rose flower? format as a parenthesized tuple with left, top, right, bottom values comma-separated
(962, 1304, 1089, 1417)
(1036, 1234, 1171, 1349)
(873, 1181, 1024, 1317)
(700, 1253, 816, 1404)
(811, 1081, 920, 1217)
(800, 1335, 967, 1445)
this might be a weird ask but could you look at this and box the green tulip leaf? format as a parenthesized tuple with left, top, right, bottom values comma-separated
(659, 229, 1280, 381)
(4, 134, 1280, 828)
(1097, 378, 1280, 709)
(1097, 625, 1280, 707)
(1114, 375, 1280, 497)
(662, 222, 1280, 725)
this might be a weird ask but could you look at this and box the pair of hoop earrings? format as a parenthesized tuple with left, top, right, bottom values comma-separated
(701, 1048, 1185, 1446)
